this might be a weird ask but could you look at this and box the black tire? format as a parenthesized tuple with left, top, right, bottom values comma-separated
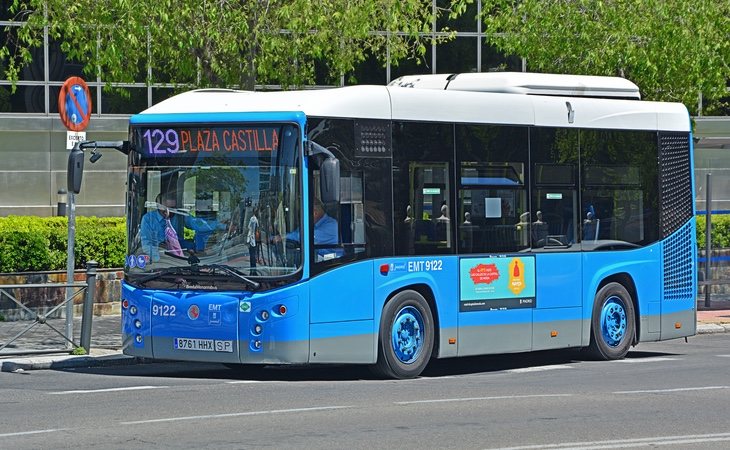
(370, 290, 434, 379)
(587, 282, 636, 360)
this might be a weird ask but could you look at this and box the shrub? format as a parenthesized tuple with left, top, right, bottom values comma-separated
(0, 216, 125, 272)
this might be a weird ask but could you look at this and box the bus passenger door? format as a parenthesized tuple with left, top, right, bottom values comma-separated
(531, 186, 583, 351)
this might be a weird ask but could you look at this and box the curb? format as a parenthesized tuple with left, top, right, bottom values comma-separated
(697, 323, 730, 334)
(0, 352, 142, 373)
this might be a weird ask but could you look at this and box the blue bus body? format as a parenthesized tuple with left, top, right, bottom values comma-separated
(122, 76, 697, 378)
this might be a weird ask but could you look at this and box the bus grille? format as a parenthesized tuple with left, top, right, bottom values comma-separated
(659, 132, 693, 238)
(663, 219, 695, 302)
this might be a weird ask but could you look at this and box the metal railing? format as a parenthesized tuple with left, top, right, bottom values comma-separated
(0, 261, 98, 356)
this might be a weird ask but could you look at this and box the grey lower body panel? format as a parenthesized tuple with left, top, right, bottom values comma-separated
(458, 323, 532, 357)
(309, 333, 375, 364)
(660, 309, 696, 340)
(532, 319, 583, 351)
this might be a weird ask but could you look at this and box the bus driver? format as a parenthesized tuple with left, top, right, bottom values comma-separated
(140, 193, 226, 261)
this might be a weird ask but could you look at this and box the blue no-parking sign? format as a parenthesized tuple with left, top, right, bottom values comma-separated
(58, 76, 92, 131)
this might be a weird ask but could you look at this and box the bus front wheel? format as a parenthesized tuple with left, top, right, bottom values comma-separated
(371, 290, 434, 379)
(587, 282, 635, 360)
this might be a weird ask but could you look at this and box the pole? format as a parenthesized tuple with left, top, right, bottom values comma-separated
(705, 173, 712, 308)
(65, 191, 76, 349)
(80, 261, 98, 352)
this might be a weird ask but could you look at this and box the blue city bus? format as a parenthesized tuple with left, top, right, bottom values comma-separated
(120, 73, 697, 378)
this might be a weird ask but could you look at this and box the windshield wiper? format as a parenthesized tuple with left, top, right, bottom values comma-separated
(133, 264, 260, 290)
(198, 264, 260, 290)
(134, 266, 202, 285)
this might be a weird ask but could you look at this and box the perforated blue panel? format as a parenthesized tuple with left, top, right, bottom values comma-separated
(663, 219, 696, 302)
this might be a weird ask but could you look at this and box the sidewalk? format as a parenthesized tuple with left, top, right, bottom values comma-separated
(696, 296, 730, 334)
(2, 298, 729, 372)
(0, 315, 136, 372)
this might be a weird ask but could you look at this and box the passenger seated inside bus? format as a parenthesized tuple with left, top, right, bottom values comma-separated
(582, 211, 599, 241)
(531, 210, 549, 246)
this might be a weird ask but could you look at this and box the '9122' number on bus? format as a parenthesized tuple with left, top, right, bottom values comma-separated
(152, 304, 176, 317)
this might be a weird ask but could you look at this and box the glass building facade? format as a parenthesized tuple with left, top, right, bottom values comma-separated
(1, 0, 727, 216)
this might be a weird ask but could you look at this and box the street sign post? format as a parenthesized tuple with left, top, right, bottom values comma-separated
(59, 77, 92, 347)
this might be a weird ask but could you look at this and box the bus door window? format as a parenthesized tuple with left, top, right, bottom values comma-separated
(532, 164, 578, 248)
(409, 162, 452, 254)
(455, 124, 529, 254)
(529, 128, 579, 250)
(393, 121, 453, 256)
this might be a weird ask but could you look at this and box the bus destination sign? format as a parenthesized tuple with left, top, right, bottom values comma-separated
(136, 126, 280, 157)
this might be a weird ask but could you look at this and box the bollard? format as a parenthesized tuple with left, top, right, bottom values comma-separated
(80, 261, 98, 352)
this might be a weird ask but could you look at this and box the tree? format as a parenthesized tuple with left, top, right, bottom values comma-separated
(477, 0, 730, 114)
(1, 0, 458, 90)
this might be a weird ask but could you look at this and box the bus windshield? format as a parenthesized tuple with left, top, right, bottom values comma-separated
(125, 123, 301, 289)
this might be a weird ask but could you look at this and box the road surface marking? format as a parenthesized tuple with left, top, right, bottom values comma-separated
(0, 429, 66, 438)
(506, 365, 572, 373)
(486, 431, 730, 449)
(613, 385, 730, 394)
(614, 357, 680, 363)
(120, 405, 352, 425)
(49, 386, 169, 395)
(395, 393, 572, 405)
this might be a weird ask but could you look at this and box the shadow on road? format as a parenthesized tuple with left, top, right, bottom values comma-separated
(63, 347, 682, 382)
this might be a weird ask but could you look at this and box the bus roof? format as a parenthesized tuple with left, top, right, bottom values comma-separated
(135, 75, 689, 132)
(389, 72, 642, 100)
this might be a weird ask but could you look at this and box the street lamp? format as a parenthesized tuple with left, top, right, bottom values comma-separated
(57, 188, 67, 217)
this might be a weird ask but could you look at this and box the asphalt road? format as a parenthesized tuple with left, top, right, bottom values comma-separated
(2, 334, 730, 449)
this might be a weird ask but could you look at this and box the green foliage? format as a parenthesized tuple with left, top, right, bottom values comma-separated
(470, 0, 730, 114)
(70, 346, 88, 355)
(0, 216, 125, 273)
(2, 0, 461, 91)
(696, 215, 730, 250)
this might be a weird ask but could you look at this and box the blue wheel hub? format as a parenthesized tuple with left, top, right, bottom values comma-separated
(391, 306, 424, 364)
(600, 296, 627, 347)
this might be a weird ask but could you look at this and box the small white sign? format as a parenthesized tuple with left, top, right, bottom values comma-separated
(66, 131, 87, 150)
(485, 198, 502, 218)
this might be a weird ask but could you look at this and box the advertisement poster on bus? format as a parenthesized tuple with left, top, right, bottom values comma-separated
(459, 256, 536, 311)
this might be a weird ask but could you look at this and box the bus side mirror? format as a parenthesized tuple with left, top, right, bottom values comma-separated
(320, 157, 340, 203)
(67, 146, 84, 194)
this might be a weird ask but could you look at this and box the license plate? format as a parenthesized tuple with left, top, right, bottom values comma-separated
(174, 338, 234, 353)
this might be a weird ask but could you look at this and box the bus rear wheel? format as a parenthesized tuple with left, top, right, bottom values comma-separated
(371, 290, 434, 379)
(587, 282, 635, 360)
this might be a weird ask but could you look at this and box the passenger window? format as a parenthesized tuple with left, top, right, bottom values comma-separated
(580, 130, 659, 249)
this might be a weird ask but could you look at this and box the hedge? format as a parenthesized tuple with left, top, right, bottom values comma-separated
(0, 216, 125, 272)
(696, 215, 730, 250)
